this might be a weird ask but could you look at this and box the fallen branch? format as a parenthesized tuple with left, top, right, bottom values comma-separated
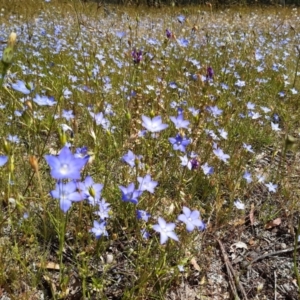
(217, 239, 249, 300)
(246, 244, 300, 270)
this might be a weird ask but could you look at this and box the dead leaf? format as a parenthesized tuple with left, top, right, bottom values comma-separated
(230, 218, 245, 226)
(265, 218, 281, 229)
(249, 238, 256, 246)
(190, 257, 201, 271)
(37, 262, 60, 270)
(200, 276, 206, 285)
(249, 203, 255, 226)
(230, 241, 248, 252)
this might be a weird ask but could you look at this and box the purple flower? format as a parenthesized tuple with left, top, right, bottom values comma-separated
(119, 183, 141, 204)
(90, 220, 108, 239)
(136, 210, 151, 222)
(137, 174, 158, 193)
(142, 115, 168, 133)
(206, 66, 214, 80)
(169, 114, 190, 129)
(152, 217, 179, 244)
(45, 146, 89, 180)
(132, 48, 143, 64)
(177, 206, 205, 232)
(169, 133, 191, 152)
(190, 158, 199, 170)
(166, 29, 172, 39)
(50, 181, 85, 213)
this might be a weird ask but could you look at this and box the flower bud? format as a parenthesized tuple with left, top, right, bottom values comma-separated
(58, 128, 67, 146)
(2, 138, 10, 155)
(9, 155, 14, 173)
(29, 155, 39, 172)
(88, 186, 96, 198)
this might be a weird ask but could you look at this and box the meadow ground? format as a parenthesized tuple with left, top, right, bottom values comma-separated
(0, 0, 300, 299)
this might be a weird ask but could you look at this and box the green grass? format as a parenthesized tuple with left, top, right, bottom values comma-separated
(0, 0, 299, 299)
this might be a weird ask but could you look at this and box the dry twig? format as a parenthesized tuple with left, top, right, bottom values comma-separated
(217, 239, 249, 300)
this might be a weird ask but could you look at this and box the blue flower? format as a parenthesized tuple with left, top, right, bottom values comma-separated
(136, 210, 151, 222)
(243, 171, 252, 183)
(207, 105, 223, 118)
(141, 229, 150, 239)
(74, 146, 89, 159)
(169, 134, 191, 152)
(89, 112, 110, 130)
(152, 217, 179, 244)
(177, 15, 185, 23)
(7, 134, 20, 144)
(116, 31, 126, 39)
(78, 176, 103, 206)
(90, 220, 108, 239)
(142, 115, 168, 133)
(177, 206, 205, 232)
(170, 114, 190, 129)
(0, 155, 8, 166)
(122, 150, 141, 168)
(213, 147, 230, 163)
(50, 181, 85, 213)
(33, 94, 56, 106)
(177, 38, 189, 47)
(243, 143, 254, 153)
(234, 199, 245, 210)
(137, 174, 158, 194)
(201, 162, 214, 175)
(119, 183, 141, 204)
(11, 80, 33, 94)
(62, 109, 74, 121)
(265, 182, 278, 193)
(45, 146, 89, 180)
(94, 199, 111, 220)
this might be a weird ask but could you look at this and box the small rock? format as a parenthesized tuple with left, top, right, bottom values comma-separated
(281, 243, 287, 249)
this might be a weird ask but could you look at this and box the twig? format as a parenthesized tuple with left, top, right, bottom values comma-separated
(294, 219, 300, 298)
(274, 271, 277, 300)
(247, 244, 300, 270)
(217, 239, 248, 300)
